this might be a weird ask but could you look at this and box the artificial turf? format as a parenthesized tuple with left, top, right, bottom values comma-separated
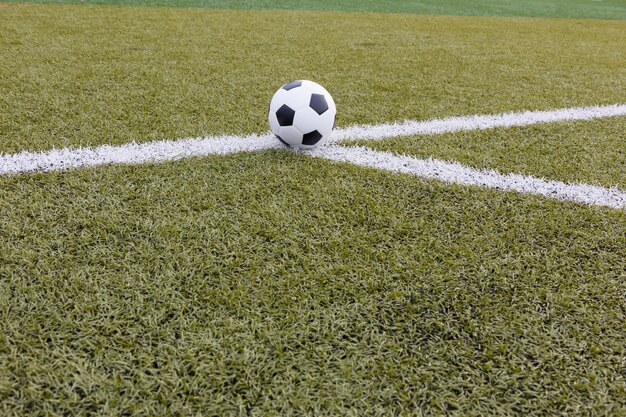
(1, 2, 626, 416)
(1, 4, 625, 154)
(347, 117, 626, 190)
(2, 0, 626, 19)
(1, 152, 625, 416)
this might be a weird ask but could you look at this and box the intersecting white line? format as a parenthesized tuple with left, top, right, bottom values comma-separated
(1, 104, 625, 209)
(310, 145, 626, 209)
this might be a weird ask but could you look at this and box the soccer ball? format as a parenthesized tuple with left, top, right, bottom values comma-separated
(268, 80, 336, 149)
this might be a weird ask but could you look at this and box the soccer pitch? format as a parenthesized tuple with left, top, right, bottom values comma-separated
(1, 1, 625, 416)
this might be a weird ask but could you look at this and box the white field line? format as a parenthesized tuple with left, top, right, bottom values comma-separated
(0, 133, 280, 175)
(311, 145, 626, 209)
(1, 104, 625, 176)
(1, 104, 625, 208)
(329, 103, 626, 142)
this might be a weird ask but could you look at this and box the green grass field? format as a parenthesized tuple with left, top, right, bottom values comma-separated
(2, 5, 624, 154)
(1, 1, 625, 416)
(3, 0, 626, 19)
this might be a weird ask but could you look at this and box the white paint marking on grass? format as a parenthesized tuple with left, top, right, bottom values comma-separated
(1, 104, 624, 176)
(1, 103, 625, 208)
(310, 145, 626, 209)
(330, 103, 626, 142)
(0, 133, 280, 175)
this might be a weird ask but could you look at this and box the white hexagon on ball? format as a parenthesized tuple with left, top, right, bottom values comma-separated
(268, 80, 336, 149)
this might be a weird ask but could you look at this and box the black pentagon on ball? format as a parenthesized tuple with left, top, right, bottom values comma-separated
(309, 94, 329, 115)
(302, 130, 323, 146)
(282, 80, 302, 91)
(276, 104, 295, 126)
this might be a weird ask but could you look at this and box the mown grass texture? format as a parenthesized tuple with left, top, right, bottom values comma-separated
(2, 0, 626, 19)
(1, 2, 626, 416)
(0, 4, 624, 156)
(1, 152, 625, 416)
